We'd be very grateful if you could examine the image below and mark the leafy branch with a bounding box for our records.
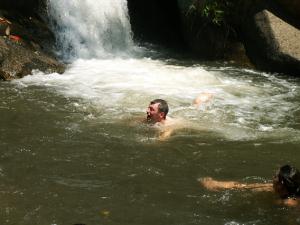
[188,0,233,26]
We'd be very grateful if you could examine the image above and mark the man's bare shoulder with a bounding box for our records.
[153,116,184,127]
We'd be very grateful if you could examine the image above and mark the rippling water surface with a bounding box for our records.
[0,55,300,225]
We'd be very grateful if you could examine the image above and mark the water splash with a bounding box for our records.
[12,59,300,142]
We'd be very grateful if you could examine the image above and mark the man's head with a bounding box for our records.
[273,165,300,198]
[146,99,169,123]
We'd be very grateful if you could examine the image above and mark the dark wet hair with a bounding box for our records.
[150,99,169,118]
[276,165,300,198]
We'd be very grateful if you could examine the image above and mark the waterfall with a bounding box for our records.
[47,0,134,60]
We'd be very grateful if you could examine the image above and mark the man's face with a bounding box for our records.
[146,103,164,123]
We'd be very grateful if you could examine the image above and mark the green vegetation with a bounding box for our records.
[188,0,234,26]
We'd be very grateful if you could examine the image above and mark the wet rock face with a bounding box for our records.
[0,0,65,80]
[0,36,65,80]
[0,9,56,53]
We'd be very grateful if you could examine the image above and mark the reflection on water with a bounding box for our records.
[0,58,300,225]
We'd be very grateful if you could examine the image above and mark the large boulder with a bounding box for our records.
[242,9,300,74]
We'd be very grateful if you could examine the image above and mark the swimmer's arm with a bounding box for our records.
[200,177,273,192]
[200,177,239,190]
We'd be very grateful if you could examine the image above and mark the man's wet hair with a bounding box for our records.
[276,164,300,198]
[150,99,169,118]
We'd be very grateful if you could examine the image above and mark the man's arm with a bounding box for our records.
[200,177,273,192]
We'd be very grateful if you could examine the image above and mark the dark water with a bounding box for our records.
[0,64,300,225]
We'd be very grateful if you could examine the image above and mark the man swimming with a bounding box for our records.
[145,99,178,140]
[146,99,169,125]
[146,93,213,125]
[145,94,214,139]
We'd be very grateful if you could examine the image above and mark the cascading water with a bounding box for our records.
[47,0,134,59]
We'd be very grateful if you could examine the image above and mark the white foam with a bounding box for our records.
[16,58,219,101]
